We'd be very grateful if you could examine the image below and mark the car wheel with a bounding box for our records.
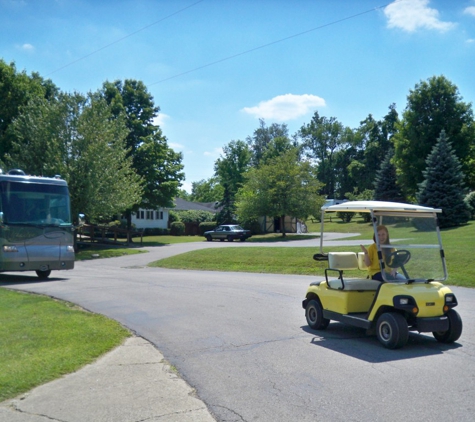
[305,299,329,330]
[36,270,51,279]
[433,309,463,343]
[227,236,234,242]
[376,312,408,349]
[240,238,246,242]
[206,235,212,241]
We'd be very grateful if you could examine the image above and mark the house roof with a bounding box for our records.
[171,197,219,213]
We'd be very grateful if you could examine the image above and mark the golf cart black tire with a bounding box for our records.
[227,236,234,242]
[376,312,409,349]
[305,299,330,330]
[36,270,51,279]
[433,309,463,343]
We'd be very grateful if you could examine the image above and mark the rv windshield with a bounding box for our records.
[0,181,72,226]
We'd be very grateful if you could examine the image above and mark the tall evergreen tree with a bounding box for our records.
[417,130,470,228]
[374,150,404,202]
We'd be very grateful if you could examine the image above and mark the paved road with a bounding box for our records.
[2,239,474,422]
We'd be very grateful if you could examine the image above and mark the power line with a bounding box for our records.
[45,0,205,77]
[149,1,395,86]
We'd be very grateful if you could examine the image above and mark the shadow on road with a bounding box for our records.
[301,323,462,363]
[0,274,69,285]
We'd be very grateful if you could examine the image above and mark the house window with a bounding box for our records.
[156,211,163,220]
[140,210,144,219]
[146,210,154,220]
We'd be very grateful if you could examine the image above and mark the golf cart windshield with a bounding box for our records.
[321,201,447,283]
[372,211,446,282]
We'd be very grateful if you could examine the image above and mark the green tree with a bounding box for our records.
[417,130,470,228]
[235,150,324,236]
[214,140,252,223]
[394,76,475,198]
[0,60,58,162]
[373,149,405,202]
[101,79,184,227]
[246,119,292,167]
[298,112,348,198]
[8,92,142,222]
[354,104,399,193]
[189,177,223,202]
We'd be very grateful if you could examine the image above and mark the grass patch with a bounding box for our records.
[0,289,130,402]
[75,247,147,261]
[76,234,318,261]
[149,247,320,275]
[150,220,475,288]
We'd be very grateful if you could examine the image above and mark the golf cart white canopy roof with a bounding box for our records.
[323,201,442,213]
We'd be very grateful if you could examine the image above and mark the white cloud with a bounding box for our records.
[18,43,34,51]
[169,142,184,151]
[181,181,192,193]
[153,113,169,127]
[241,94,325,121]
[464,6,475,17]
[204,147,223,157]
[384,0,455,33]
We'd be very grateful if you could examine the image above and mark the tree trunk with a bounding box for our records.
[280,215,286,237]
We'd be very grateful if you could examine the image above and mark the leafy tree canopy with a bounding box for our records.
[394,75,475,198]
[7,92,143,222]
[0,59,59,161]
[235,149,325,236]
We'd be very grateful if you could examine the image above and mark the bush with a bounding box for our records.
[143,228,169,236]
[170,222,185,236]
[199,222,217,235]
[168,210,180,224]
[465,192,475,219]
[337,212,354,223]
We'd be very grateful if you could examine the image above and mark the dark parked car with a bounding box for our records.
[204,225,252,242]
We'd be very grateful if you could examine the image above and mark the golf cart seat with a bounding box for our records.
[326,252,381,291]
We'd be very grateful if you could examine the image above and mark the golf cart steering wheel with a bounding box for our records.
[386,250,411,268]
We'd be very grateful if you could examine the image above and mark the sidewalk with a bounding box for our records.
[0,336,216,422]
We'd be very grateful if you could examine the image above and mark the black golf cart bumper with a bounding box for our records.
[414,315,449,333]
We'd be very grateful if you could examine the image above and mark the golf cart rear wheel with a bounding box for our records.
[305,299,329,330]
[433,309,463,343]
[376,312,408,349]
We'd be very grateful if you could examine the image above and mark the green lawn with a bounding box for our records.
[150,219,475,288]
[0,289,130,402]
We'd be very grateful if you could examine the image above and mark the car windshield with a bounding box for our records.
[373,212,446,282]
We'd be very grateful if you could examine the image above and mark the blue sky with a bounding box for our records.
[1,0,474,192]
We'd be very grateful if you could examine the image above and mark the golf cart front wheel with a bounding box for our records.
[433,309,462,343]
[305,299,329,330]
[376,312,408,349]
